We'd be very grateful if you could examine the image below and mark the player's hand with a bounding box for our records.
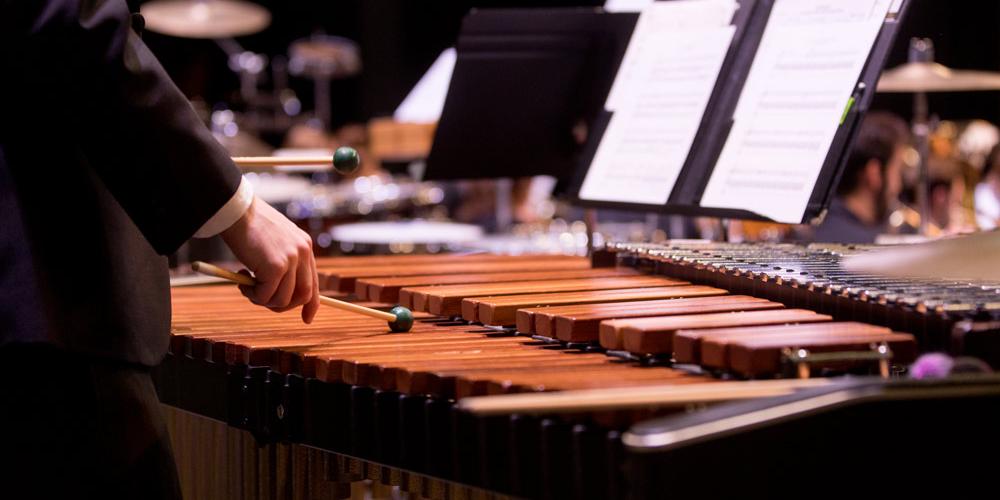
[220,197,321,323]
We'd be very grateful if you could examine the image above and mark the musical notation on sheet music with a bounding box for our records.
[581,1,737,205]
[580,25,736,205]
[700,0,892,222]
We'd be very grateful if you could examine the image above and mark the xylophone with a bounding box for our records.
[157,247,1000,499]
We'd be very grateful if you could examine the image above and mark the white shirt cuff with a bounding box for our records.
[193,176,254,238]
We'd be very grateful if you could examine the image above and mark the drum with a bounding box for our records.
[245,173,312,207]
[325,220,483,254]
[284,175,448,242]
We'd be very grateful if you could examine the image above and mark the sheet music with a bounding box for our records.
[393,48,457,124]
[700,0,892,223]
[579,26,736,205]
[605,0,738,111]
[604,0,655,13]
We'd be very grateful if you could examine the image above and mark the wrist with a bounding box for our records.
[221,196,256,245]
[194,177,255,239]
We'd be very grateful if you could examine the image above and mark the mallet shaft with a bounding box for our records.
[230,156,333,172]
[192,261,397,322]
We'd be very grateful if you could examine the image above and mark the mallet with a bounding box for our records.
[232,146,361,174]
[191,261,413,333]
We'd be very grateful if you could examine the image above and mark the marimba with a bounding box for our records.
[158,246,1000,499]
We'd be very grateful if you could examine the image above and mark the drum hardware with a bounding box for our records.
[213,38,303,137]
[141,1,306,144]
[288,34,362,130]
[211,109,273,157]
[216,38,267,108]
[245,55,304,135]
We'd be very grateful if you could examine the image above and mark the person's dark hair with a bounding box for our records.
[837,111,910,195]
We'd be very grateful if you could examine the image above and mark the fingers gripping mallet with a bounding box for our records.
[192,261,413,332]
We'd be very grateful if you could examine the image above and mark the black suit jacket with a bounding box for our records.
[0,0,242,366]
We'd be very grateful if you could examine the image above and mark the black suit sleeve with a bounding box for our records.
[1,0,242,255]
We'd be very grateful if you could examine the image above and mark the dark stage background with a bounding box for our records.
[141,0,1000,128]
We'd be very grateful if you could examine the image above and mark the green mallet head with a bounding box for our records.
[332,146,361,175]
[388,305,414,333]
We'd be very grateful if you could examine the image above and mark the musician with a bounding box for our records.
[975,144,1000,230]
[1,1,319,497]
[812,112,911,244]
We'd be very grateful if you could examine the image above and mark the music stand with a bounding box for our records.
[570,0,913,225]
[423,8,638,189]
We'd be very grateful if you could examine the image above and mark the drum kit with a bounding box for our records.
[141,0,361,136]
[142,0,481,255]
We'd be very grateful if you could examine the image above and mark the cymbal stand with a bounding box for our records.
[910,38,934,236]
[216,38,266,109]
[214,38,301,134]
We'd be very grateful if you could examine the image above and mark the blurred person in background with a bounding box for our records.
[975,144,1000,230]
[925,157,977,235]
[810,112,911,243]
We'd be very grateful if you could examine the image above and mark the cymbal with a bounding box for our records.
[878,61,1000,93]
[140,0,271,39]
[842,231,1000,281]
[288,35,362,79]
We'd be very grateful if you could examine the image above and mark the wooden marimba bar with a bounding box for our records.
[160,251,924,499]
